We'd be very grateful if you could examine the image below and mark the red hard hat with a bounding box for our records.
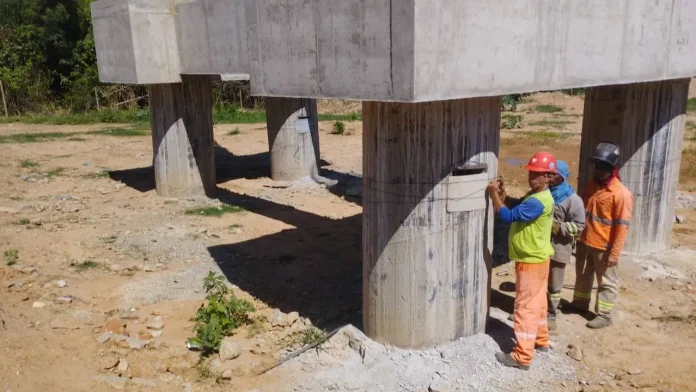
[524,151,558,173]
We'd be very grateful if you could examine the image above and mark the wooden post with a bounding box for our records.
[94,88,101,111]
[0,80,8,117]
[362,98,500,348]
[579,79,689,254]
[265,97,321,181]
[148,76,215,197]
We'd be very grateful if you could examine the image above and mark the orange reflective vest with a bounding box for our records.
[579,178,634,259]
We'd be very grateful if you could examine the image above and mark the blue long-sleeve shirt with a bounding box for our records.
[498,197,545,223]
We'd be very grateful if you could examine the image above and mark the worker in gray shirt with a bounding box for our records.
[547,160,585,331]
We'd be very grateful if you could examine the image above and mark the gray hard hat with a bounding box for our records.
[592,141,620,168]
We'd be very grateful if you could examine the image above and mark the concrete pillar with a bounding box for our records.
[148,77,215,198]
[265,97,321,181]
[579,79,690,254]
[362,98,500,348]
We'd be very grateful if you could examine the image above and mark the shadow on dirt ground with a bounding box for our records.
[209,187,363,332]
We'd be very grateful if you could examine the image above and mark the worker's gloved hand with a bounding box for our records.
[487,180,500,195]
[551,222,561,235]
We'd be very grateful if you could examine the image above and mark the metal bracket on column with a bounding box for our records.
[446,162,488,213]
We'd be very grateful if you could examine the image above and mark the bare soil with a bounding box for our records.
[0,83,695,391]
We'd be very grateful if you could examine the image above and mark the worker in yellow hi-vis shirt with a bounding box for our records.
[487,151,557,370]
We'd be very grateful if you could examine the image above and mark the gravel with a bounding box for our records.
[276,308,576,392]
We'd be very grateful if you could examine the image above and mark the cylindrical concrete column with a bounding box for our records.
[265,97,320,181]
[148,77,215,197]
[579,79,689,254]
[363,98,500,348]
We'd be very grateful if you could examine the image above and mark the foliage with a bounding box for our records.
[185,205,245,217]
[188,272,256,355]
[502,94,529,112]
[331,121,346,135]
[535,104,564,113]
[4,249,19,265]
[20,160,38,168]
[301,327,328,346]
[688,98,696,113]
[69,260,100,271]
[501,114,522,129]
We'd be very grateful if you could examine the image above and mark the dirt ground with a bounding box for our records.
[1,83,696,391]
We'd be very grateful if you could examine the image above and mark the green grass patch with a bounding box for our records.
[553,113,582,118]
[528,119,574,128]
[520,130,567,140]
[185,205,245,217]
[20,160,38,168]
[2,106,364,127]
[300,327,328,346]
[69,260,101,271]
[688,98,696,113]
[501,114,522,129]
[535,105,564,113]
[229,224,242,229]
[0,132,72,143]
[15,218,30,225]
[87,127,148,137]
[45,168,65,178]
[227,128,241,136]
[86,170,110,179]
[4,249,19,266]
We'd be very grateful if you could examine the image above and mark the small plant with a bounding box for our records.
[4,249,19,266]
[331,121,346,135]
[86,170,110,179]
[196,363,222,381]
[535,104,564,113]
[20,160,38,168]
[246,318,265,338]
[501,114,522,129]
[347,111,362,121]
[16,218,30,225]
[229,224,242,229]
[559,88,585,96]
[188,272,256,355]
[70,260,101,271]
[185,205,244,217]
[502,94,526,112]
[301,326,328,346]
[227,128,241,136]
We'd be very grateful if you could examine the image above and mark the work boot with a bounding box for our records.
[495,352,529,370]
[535,344,550,353]
[547,318,557,331]
[586,316,612,329]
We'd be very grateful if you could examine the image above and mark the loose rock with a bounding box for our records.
[32,301,47,308]
[101,355,120,370]
[627,368,643,375]
[117,358,129,372]
[125,337,150,350]
[219,338,242,361]
[105,319,126,334]
[93,375,127,390]
[221,369,233,379]
[567,344,583,361]
[54,296,74,304]
[30,218,42,226]
[56,280,68,288]
[97,332,113,344]
[429,381,451,392]
[146,316,164,330]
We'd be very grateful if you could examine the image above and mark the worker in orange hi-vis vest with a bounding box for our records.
[570,141,634,329]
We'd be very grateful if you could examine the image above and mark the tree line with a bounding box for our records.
[0,0,259,116]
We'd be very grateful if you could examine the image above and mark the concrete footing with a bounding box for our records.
[148,77,215,197]
[265,97,321,182]
[362,98,500,348]
[579,79,690,254]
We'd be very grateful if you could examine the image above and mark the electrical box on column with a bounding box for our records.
[446,162,489,213]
